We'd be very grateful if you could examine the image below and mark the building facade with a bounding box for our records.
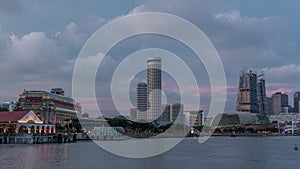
[294,92,300,113]
[136,82,147,120]
[147,57,162,122]
[0,110,55,135]
[15,89,80,125]
[161,104,171,123]
[130,108,137,120]
[265,97,273,115]
[236,68,259,113]
[1,101,14,111]
[272,92,289,115]
[171,103,184,124]
[257,73,267,115]
[184,110,203,127]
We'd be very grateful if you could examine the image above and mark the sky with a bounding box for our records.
[0,0,300,117]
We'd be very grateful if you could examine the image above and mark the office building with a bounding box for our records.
[15,89,80,125]
[265,97,273,115]
[147,57,162,122]
[171,103,184,124]
[161,104,171,123]
[271,92,288,115]
[294,92,300,113]
[236,68,259,113]
[257,73,267,115]
[136,82,147,120]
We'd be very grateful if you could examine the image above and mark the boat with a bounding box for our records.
[293,144,298,151]
[230,131,236,137]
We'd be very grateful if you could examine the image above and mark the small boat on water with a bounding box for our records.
[293,144,298,151]
[230,131,236,138]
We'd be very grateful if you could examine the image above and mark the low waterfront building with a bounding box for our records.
[1,101,15,111]
[130,108,137,120]
[211,112,270,127]
[91,127,125,139]
[78,117,107,134]
[0,110,55,135]
[268,113,300,124]
[184,110,204,127]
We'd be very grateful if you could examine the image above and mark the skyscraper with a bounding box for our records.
[294,92,300,113]
[265,97,273,115]
[271,92,288,115]
[170,103,183,122]
[161,104,171,123]
[136,82,147,120]
[147,57,162,122]
[236,68,259,113]
[257,73,267,115]
[170,103,184,124]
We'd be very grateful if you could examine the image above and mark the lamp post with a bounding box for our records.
[64,118,70,133]
[292,116,298,136]
[277,121,281,135]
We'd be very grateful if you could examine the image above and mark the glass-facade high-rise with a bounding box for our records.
[236,68,259,113]
[271,92,289,115]
[136,82,147,120]
[170,103,184,124]
[147,57,162,122]
[257,73,267,115]
[294,92,300,113]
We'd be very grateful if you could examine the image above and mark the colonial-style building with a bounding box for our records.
[0,110,55,135]
[15,89,81,125]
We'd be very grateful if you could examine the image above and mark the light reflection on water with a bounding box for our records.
[0,137,299,169]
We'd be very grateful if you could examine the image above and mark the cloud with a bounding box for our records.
[0,0,26,16]
[264,64,300,82]
[266,88,294,97]
[0,0,299,114]
[123,0,300,111]
[2,32,68,74]
[55,22,89,49]
[0,31,74,100]
[263,64,300,96]
[129,0,298,68]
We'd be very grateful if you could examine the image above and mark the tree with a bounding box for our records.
[0,107,9,112]
[246,128,255,133]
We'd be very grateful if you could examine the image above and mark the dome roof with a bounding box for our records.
[211,112,270,127]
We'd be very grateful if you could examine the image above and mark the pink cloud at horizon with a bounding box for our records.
[266,88,294,96]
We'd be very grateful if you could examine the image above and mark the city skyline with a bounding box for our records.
[1,1,300,168]
[0,0,300,114]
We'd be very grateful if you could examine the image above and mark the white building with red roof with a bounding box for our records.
[0,110,55,135]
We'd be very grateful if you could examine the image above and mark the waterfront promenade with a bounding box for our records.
[0,133,77,144]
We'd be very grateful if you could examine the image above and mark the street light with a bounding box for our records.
[292,115,298,136]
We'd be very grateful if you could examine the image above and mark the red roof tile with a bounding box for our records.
[0,111,29,122]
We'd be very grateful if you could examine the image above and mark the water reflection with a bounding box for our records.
[0,137,300,169]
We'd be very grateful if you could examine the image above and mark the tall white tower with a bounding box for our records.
[147,57,162,122]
